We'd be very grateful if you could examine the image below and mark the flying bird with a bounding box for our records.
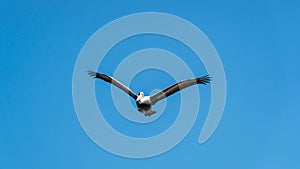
[88,70,211,116]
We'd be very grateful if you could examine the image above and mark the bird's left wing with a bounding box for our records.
[150,75,211,105]
[88,70,138,100]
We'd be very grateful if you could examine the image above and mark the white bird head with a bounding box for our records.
[136,91,144,102]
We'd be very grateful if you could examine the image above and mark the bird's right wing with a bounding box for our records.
[88,71,138,100]
[150,75,211,105]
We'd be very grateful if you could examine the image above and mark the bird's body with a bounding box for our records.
[88,71,211,116]
[136,102,156,116]
[138,95,151,105]
[135,93,156,116]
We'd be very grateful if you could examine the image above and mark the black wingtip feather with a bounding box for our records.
[198,74,212,85]
[87,70,99,78]
[87,70,113,83]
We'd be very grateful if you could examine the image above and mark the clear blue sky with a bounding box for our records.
[1,0,299,168]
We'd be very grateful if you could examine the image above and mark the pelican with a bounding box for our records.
[88,70,211,116]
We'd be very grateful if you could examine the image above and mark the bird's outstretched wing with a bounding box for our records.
[150,75,211,105]
[88,70,138,100]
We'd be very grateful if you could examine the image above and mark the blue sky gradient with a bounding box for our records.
[1,0,300,168]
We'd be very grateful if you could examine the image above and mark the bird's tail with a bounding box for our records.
[139,109,157,117]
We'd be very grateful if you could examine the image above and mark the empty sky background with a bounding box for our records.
[1,0,300,168]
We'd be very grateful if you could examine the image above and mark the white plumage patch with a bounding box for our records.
[140,96,151,105]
